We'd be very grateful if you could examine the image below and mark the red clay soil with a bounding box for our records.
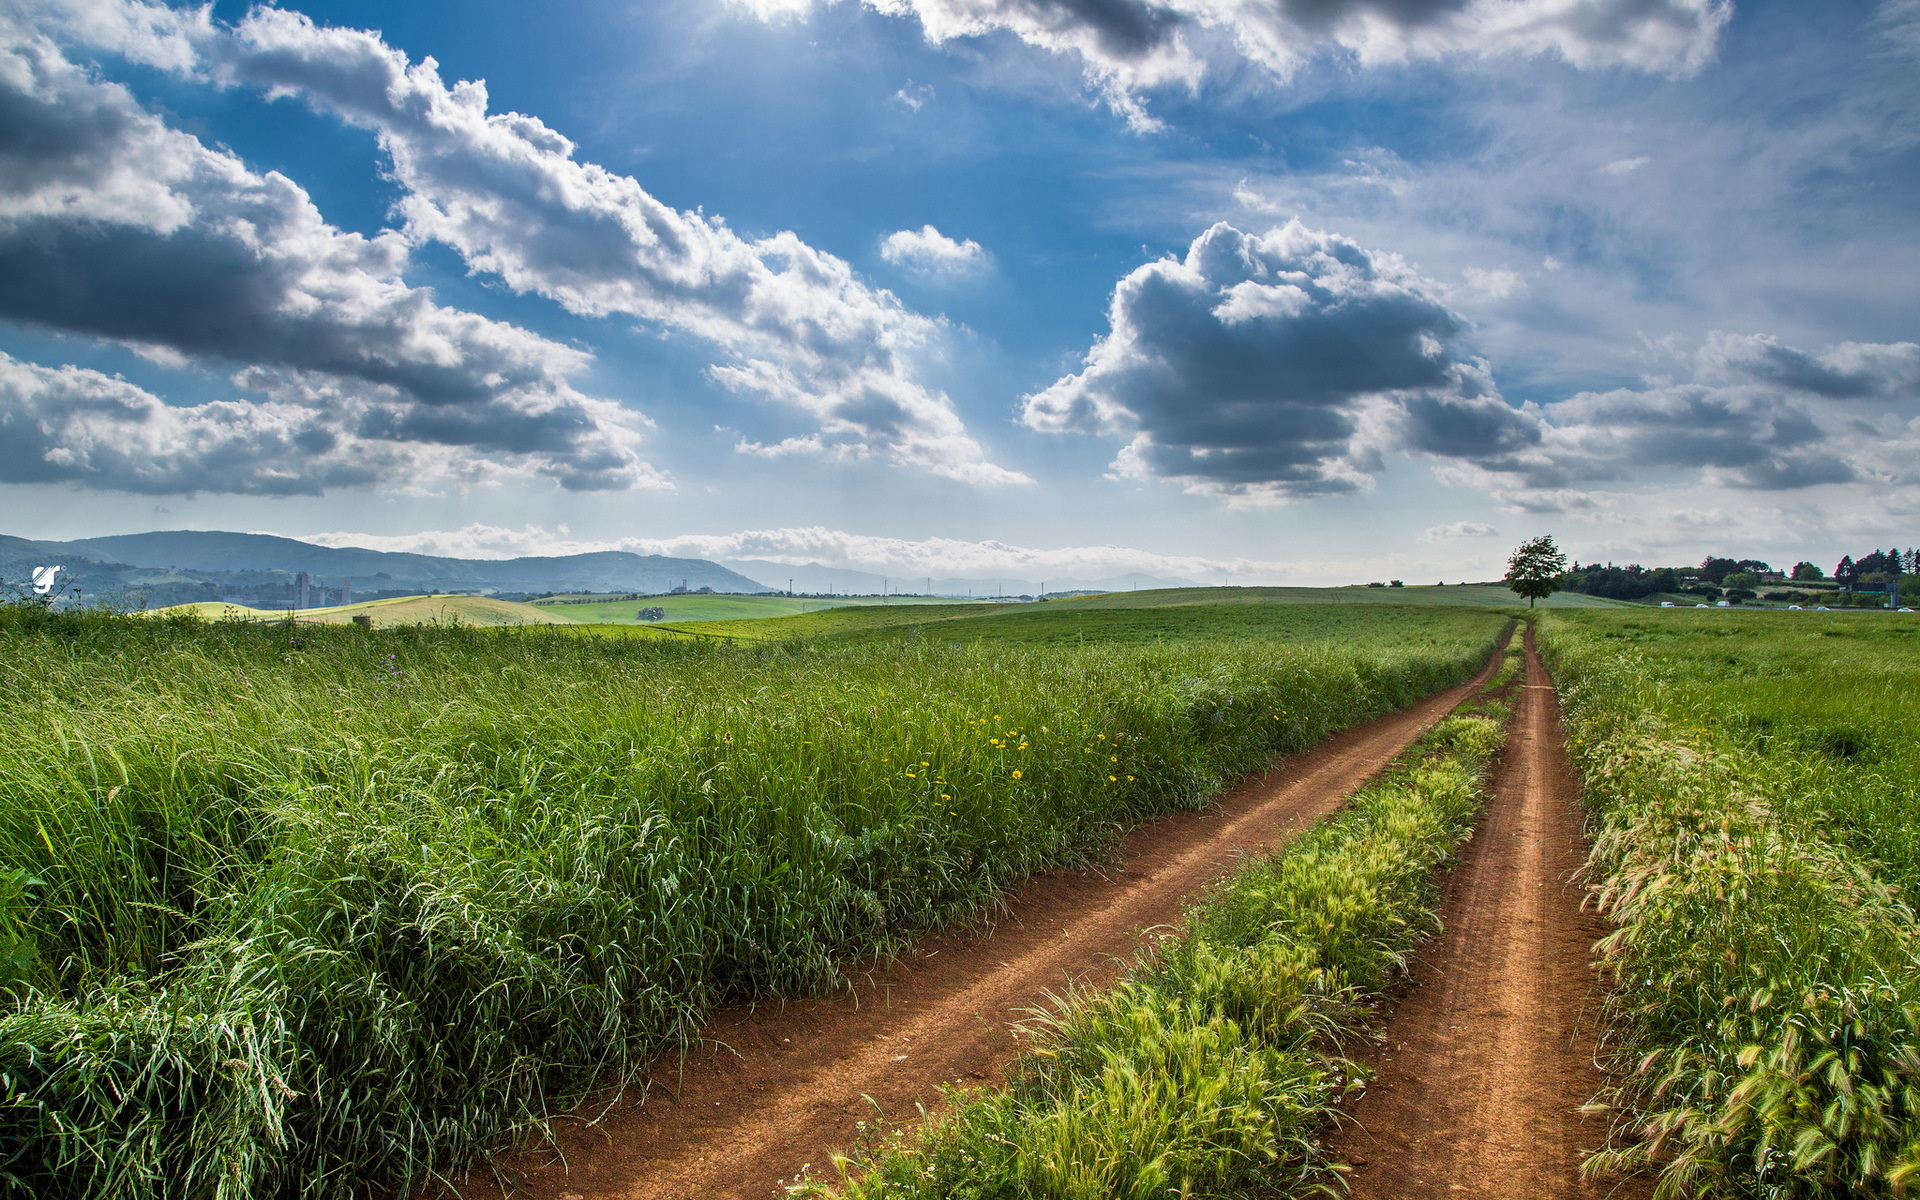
[1324,627,1646,1200]
[445,635,1511,1200]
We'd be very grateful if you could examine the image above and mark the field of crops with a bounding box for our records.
[0,596,1503,1199]
[1540,610,1920,1196]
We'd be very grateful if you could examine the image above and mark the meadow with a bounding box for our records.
[0,595,1503,1199]
[1540,609,1920,1196]
[530,593,968,625]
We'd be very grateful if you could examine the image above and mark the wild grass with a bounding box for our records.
[0,599,1502,1199]
[797,709,1510,1200]
[1540,611,1920,1197]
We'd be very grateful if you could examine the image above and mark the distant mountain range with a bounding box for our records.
[1,530,1199,609]
[1,530,770,608]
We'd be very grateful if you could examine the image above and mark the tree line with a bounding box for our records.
[1558,549,1918,601]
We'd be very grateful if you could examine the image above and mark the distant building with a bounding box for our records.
[294,571,313,609]
[338,580,352,606]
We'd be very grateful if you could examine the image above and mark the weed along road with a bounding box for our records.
[451,632,1514,1200]
[1325,628,1641,1200]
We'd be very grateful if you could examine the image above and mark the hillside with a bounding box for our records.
[532,592,972,624]
[149,595,584,629]
[51,530,768,595]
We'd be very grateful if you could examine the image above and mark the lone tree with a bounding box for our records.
[1506,535,1568,608]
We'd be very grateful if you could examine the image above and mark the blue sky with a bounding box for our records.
[1,0,1915,584]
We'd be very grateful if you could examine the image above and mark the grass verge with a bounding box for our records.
[794,706,1511,1199]
[1542,616,1920,1198]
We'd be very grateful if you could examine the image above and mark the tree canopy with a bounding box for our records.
[1506,535,1568,608]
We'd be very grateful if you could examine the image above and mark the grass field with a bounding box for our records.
[146,594,580,628]
[0,596,1504,1199]
[529,592,969,624]
[646,585,1623,643]
[1540,609,1920,1196]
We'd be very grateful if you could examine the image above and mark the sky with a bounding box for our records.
[1,0,1916,585]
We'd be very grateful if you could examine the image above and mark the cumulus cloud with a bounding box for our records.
[1029,216,1920,509]
[1696,331,1920,398]
[1023,220,1534,501]
[0,12,656,492]
[881,225,991,277]
[196,6,1022,485]
[735,0,1729,125]
[1440,332,1920,510]
[0,352,531,495]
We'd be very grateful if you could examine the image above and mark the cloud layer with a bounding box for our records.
[735,0,1731,125]
[1029,221,1920,508]
[0,352,495,495]
[300,521,1307,581]
[1442,332,1920,509]
[209,7,1023,484]
[0,7,655,493]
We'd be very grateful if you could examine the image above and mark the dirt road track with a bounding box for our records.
[1325,628,1644,1200]
[450,638,1509,1200]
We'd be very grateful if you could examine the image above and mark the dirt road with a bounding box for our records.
[1325,628,1639,1200]
[450,639,1509,1200]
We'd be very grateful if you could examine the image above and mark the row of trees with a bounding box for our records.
[1505,538,1918,606]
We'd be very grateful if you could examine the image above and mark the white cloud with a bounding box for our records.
[0,352,619,495]
[893,80,935,109]
[1438,331,1920,510]
[733,0,1730,126]
[1420,520,1500,542]
[1876,0,1920,62]
[1024,219,1538,502]
[200,6,1024,486]
[1459,266,1528,300]
[1599,155,1650,175]
[880,224,991,276]
[300,522,1309,581]
[0,12,657,493]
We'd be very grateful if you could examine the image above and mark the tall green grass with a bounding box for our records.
[1541,611,1920,1197]
[0,601,1502,1198]
[798,712,1509,1200]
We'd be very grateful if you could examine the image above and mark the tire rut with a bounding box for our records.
[1324,626,1642,1200]
[445,637,1511,1200]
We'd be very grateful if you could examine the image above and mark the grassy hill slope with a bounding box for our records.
[149,595,582,629]
[533,593,968,624]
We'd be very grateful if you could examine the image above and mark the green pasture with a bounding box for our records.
[655,584,1623,643]
[531,592,968,624]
